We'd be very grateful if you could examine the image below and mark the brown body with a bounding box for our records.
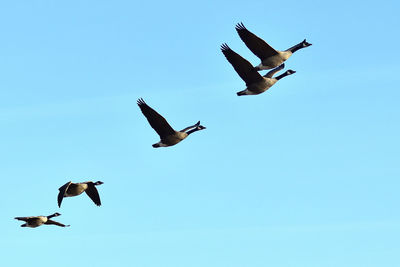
[137,98,206,148]
[15,213,69,228]
[58,181,103,207]
[221,44,295,96]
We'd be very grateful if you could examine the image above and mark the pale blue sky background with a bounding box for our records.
[1,0,399,266]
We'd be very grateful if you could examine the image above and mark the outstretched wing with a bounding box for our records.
[221,43,263,86]
[14,216,30,221]
[85,182,102,206]
[58,181,72,208]
[235,22,279,60]
[137,98,176,138]
[45,220,70,227]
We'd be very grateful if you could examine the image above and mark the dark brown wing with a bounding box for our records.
[235,22,279,60]
[85,182,102,206]
[58,181,72,208]
[137,98,176,138]
[221,43,263,86]
[45,219,70,227]
[14,216,30,221]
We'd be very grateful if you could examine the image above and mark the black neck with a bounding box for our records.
[181,121,200,132]
[187,128,200,135]
[288,42,304,53]
[275,72,289,80]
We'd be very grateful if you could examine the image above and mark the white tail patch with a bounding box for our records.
[155,141,169,147]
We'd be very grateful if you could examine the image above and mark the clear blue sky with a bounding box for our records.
[1,0,399,266]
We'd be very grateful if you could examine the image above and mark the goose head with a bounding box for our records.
[193,121,206,131]
[302,39,312,48]
[286,70,296,75]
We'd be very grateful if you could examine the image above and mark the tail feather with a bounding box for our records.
[237,90,246,96]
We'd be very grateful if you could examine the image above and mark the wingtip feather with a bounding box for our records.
[235,22,246,31]
[220,43,231,52]
[137,98,146,106]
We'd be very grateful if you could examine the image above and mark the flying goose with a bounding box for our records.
[57,181,103,207]
[15,212,70,228]
[235,22,311,70]
[137,98,206,148]
[221,43,295,96]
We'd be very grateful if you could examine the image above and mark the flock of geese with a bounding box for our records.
[14,22,311,228]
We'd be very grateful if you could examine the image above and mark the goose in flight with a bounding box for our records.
[221,43,295,96]
[15,212,70,228]
[235,22,311,70]
[137,98,206,147]
[57,181,104,207]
